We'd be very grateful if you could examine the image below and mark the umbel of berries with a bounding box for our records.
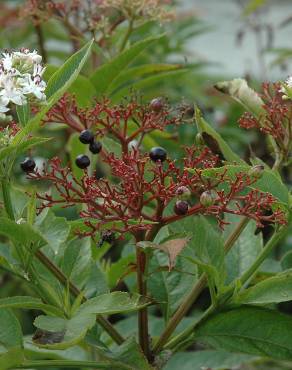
[174,200,189,215]
[75,154,90,169]
[20,157,36,173]
[149,147,167,162]
[79,130,94,144]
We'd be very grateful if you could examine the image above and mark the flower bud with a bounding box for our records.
[248,165,264,179]
[200,190,216,207]
[175,186,191,200]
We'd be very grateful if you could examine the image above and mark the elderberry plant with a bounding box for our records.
[0,11,291,370]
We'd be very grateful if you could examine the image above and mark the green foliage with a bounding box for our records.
[195,307,292,360]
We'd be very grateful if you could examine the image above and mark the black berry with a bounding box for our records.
[20,157,36,173]
[149,147,167,162]
[150,97,164,112]
[79,130,94,144]
[174,200,189,215]
[75,154,90,169]
[89,141,102,154]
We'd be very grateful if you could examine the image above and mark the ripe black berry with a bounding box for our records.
[174,200,189,215]
[150,97,164,112]
[149,147,167,162]
[20,157,36,173]
[79,130,94,144]
[89,141,102,154]
[75,154,90,169]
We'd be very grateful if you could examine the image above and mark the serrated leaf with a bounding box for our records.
[90,35,164,95]
[195,307,292,360]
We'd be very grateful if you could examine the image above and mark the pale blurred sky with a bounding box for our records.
[180,0,292,80]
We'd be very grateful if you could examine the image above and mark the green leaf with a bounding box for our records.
[195,307,292,360]
[236,272,292,304]
[35,210,70,254]
[106,254,136,289]
[43,65,96,107]
[165,350,254,370]
[0,217,46,248]
[0,296,63,317]
[12,39,93,144]
[0,137,51,162]
[109,63,183,92]
[0,309,23,349]
[16,103,30,127]
[148,226,198,321]
[195,108,245,164]
[200,165,289,206]
[224,215,263,284]
[33,312,96,350]
[61,237,91,290]
[90,35,164,95]
[0,348,24,370]
[108,337,153,370]
[78,292,150,316]
[214,78,264,118]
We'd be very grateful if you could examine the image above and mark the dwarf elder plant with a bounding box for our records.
[0,2,291,370]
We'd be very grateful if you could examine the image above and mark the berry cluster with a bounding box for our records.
[75,130,102,169]
[238,83,292,166]
[23,96,287,240]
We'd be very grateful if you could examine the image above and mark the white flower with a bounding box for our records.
[280,75,292,100]
[285,76,292,88]
[0,48,46,115]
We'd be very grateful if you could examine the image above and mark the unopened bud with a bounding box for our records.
[200,190,216,207]
[175,186,191,200]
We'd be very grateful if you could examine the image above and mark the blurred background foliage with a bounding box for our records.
[0,1,291,369]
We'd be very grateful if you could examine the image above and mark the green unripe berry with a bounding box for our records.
[200,190,216,207]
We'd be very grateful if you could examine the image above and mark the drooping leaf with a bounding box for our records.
[195,307,292,360]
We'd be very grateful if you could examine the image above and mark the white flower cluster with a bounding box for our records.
[280,76,292,100]
[0,48,46,114]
